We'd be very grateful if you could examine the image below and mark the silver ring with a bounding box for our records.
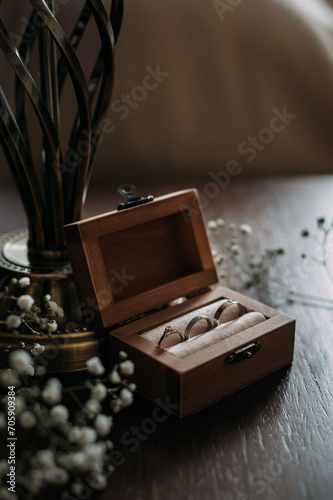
[158,326,184,347]
[184,315,218,341]
[214,299,243,323]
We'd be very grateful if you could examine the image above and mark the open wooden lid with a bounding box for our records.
[64,189,218,328]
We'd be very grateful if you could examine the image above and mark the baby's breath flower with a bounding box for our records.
[44,467,68,485]
[45,300,64,318]
[0,369,19,386]
[86,356,105,376]
[19,410,37,429]
[91,383,107,402]
[71,481,86,496]
[94,414,113,437]
[43,294,51,302]
[50,405,69,425]
[17,294,34,311]
[18,277,30,288]
[41,378,62,405]
[89,473,107,490]
[119,388,133,407]
[68,427,97,447]
[84,399,101,419]
[128,383,137,392]
[10,278,18,285]
[119,360,134,377]
[9,349,33,374]
[239,223,253,235]
[216,218,225,227]
[6,314,22,330]
[118,351,128,360]
[35,450,55,469]
[46,321,58,333]
[230,244,240,255]
[111,399,123,413]
[207,220,218,230]
[30,343,45,356]
[109,370,121,384]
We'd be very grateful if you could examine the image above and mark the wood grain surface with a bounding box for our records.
[1,175,333,500]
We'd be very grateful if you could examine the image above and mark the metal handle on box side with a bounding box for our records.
[225,341,261,364]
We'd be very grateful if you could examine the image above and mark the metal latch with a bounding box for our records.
[225,341,261,364]
[117,184,154,211]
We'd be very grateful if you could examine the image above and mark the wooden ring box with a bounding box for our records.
[64,189,296,418]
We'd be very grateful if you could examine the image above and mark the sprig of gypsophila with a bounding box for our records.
[0,350,135,500]
[207,219,284,300]
[0,277,63,338]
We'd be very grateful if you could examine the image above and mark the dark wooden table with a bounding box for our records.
[1,175,333,500]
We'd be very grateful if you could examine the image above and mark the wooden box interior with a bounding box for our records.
[64,189,218,327]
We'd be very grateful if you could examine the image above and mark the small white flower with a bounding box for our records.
[0,369,19,387]
[86,356,105,376]
[109,370,121,384]
[9,349,33,374]
[216,218,225,227]
[14,395,25,415]
[78,427,97,447]
[46,300,64,318]
[10,278,18,285]
[18,277,30,288]
[44,467,68,485]
[207,220,218,230]
[89,473,107,491]
[84,399,101,419]
[94,414,113,437]
[119,388,133,407]
[128,383,137,392]
[43,294,51,302]
[6,314,22,330]
[46,321,58,333]
[111,399,123,413]
[71,481,85,496]
[118,351,127,360]
[35,449,55,469]
[17,294,34,311]
[119,360,134,377]
[230,244,241,255]
[41,378,62,405]
[239,223,253,235]
[84,442,106,473]
[19,410,37,429]
[228,223,236,230]
[50,404,69,424]
[30,343,45,356]
[22,364,35,377]
[91,383,107,402]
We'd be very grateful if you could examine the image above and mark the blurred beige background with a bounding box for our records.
[1,0,333,184]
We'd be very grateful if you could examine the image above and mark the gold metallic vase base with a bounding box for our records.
[0,229,107,372]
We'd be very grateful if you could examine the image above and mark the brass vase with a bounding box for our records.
[0,0,124,371]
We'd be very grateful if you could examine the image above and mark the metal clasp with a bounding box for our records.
[117,184,154,211]
[225,341,261,364]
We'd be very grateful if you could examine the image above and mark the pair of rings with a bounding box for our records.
[158,299,241,348]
